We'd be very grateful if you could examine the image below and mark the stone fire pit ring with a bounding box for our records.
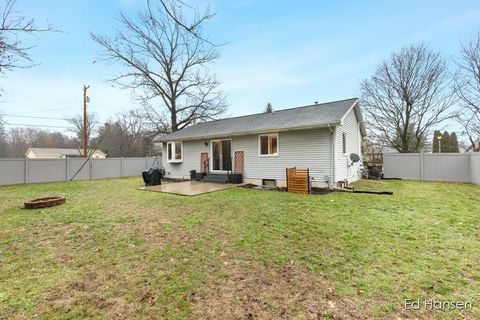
[24,196,66,209]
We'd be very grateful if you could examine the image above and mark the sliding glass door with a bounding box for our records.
[211,140,232,171]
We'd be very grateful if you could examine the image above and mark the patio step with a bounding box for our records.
[201,173,229,183]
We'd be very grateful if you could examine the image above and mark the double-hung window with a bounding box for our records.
[259,133,278,156]
[167,142,183,162]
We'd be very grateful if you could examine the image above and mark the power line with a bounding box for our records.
[4,106,79,115]
[4,123,74,129]
[3,114,71,121]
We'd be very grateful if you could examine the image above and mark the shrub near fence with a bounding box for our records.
[0,157,159,186]
[384,153,480,185]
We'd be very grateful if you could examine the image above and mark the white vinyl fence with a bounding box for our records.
[384,153,480,185]
[0,157,160,186]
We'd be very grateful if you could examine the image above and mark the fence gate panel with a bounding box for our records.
[286,168,309,194]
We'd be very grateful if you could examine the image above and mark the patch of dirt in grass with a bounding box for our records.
[110,209,199,247]
[192,261,368,319]
[92,296,136,320]
[42,273,137,320]
[104,199,194,225]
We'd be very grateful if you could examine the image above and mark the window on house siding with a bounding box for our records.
[342,133,347,154]
[175,143,182,160]
[260,136,268,155]
[259,133,278,156]
[167,143,172,160]
[271,136,278,154]
[167,142,183,162]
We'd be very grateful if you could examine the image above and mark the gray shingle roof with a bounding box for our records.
[155,98,361,142]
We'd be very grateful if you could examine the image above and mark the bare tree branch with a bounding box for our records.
[361,43,457,152]
[68,113,98,148]
[4,127,76,157]
[455,32,480,152]
[0,0,59,75]
[157,0,221,47]
[0,113,7,157]
[93,109,155,157]
[91,0,227,133]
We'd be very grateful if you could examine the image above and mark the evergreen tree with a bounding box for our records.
[441,131,450,153]
[432,130,442,153]
[264,102,274,113]
[450,132,460,153]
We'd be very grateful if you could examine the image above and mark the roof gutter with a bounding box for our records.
[358,120,367,137]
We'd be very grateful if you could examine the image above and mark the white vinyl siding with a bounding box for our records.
[234,129,332,183]
[162,128,333,183]
[162,140,209,178]
[334,108,362,182]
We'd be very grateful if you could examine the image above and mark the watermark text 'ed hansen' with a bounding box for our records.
[404,299,472,311]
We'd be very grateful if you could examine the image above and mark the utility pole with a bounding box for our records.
[83,85,90,158]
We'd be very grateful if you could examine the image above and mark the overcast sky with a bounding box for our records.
[1,0,479,133]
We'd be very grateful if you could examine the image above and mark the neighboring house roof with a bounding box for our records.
[26,148,107,156]
[155,98,366,142]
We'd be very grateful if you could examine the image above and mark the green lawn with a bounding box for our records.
[0,178,479,319]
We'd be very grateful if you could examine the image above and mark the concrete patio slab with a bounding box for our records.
[138,181,238,196]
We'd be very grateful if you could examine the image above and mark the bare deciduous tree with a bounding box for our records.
[5,127,75,157]
[361,44,456,152]
[0,0,57,75]
[114,109,148,156]
[94,109,152,157]
[6,127,30,157]
[68,113,98,148]
[455,32,480,152]
[0,114,7,157]
[91,0,227,133]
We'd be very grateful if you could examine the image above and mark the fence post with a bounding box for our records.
[121,157,124,177]
[420,152,424,181]
[90,158,94,180]
[25,158,29,184]
[65,157,69,181]
[468,153,472,183]
[145,157,148,170]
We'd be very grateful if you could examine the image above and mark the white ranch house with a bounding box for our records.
[154,98,366,188]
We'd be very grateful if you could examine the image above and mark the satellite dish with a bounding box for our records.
[350,153,360,163]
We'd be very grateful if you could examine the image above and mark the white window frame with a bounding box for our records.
[342,132,347,155]
[258,133,279,157]
[167,141,183,163]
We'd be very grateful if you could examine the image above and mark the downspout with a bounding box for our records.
[358,120,364,158]
[328,124,335,188]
